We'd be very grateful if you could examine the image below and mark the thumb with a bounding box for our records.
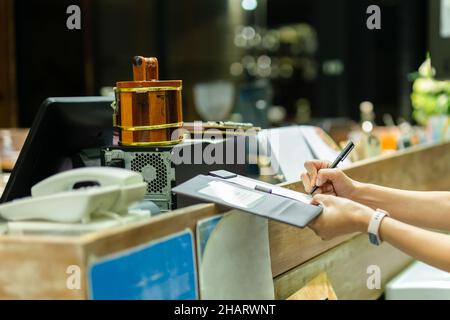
[316,168,344,187]
[311,193,333,206]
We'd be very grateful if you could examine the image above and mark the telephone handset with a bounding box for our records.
[31,167,144,196]
[0,168,147,223]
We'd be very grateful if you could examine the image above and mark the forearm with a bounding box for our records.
[352,183,450,230]
[379,217,450,272]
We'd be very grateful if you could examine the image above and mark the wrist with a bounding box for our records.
[349,181,371,204]
[352,206,374,233]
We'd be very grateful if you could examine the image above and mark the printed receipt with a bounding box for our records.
[198,181,263,208]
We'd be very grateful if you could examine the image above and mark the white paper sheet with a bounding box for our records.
[199,210,274,300]
[299,125,351,166]
[258,127,314,182]
[199,181,263,208]
[227,176,312,204]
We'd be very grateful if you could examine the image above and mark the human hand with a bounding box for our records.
[308,194,374,241]
[301,160,360,199]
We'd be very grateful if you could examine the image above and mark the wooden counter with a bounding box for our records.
[0,141,449,299]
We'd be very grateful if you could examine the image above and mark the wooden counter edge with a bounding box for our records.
[274,233,414,300]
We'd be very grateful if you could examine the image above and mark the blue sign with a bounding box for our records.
[196,215,223,263]
[89,230,197,300]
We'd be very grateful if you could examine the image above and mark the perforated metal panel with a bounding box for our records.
[102,147,175,211]
[131,153,168,193]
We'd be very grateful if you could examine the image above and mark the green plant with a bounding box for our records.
[411,55,450,125]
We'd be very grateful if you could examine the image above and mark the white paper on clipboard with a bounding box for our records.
[198,181,263,208]
[226,176,312,204]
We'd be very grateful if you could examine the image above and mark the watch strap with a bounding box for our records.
[368,209,389,246]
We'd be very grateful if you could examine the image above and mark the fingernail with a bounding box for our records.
[316,178,322,186]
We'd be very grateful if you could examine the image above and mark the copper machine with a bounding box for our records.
[113,56,184,146]
[103,56,252,212]
[103,57,184,211]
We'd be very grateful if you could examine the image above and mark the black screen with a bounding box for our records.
[1,97,113,202]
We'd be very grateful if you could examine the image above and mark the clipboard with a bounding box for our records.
[172,170,322,228]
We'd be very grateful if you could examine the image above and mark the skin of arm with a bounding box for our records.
[379,217,450,272]
[352,184,450,231]
[302,160,450,231]
[312,194,450,273]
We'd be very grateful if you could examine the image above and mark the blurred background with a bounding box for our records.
[0,0,430,129]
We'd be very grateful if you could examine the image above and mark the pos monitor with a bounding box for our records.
[1,97,114,203]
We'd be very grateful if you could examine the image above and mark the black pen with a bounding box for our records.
[310,141,355,195]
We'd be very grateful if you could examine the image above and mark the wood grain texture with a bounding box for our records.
[274,234,413,300]
[0,239,86,299]
[269,141,450,277]
[343,142,450,191]
[81,204,219,258]
[287,272,337,300]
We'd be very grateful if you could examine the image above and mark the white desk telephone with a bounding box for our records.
[0,167,147,223]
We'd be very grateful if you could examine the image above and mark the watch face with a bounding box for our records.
[369,233,379,245]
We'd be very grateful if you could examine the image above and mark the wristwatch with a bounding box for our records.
[368,208,389,246]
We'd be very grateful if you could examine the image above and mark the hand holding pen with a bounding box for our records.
[301,141,357,197]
